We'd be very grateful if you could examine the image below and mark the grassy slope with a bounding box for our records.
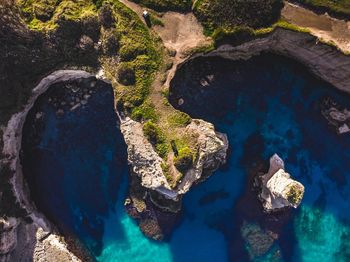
[193,0,284,35]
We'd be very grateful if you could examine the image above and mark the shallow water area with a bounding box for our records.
[21,52,350,262]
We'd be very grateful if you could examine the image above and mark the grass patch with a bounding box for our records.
[130,0,192,12]
[167,111,191,127]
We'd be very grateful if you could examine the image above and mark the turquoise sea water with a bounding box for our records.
[22,54,350,261]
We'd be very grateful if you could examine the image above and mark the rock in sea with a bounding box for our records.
[260,154,304,211]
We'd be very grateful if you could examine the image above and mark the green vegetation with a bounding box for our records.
[174,147,193,173]
[287,185,303,205]
[167,111,191,127]
[193,0,284,36]
[131,101,158,122]
[295,0,350,17]
[130,0,192,12]
[143,121,169,158]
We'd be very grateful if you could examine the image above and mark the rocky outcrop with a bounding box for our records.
[120,118,228,201]
[260,154,304,211]
[0,217,19,256]
[187,28,350,94]
[322,98,350,134]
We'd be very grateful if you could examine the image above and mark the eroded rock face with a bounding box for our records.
[0,217,19,256]
[260,154,304,211]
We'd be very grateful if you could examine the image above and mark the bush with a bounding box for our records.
[168,111,191,127]
[98,3,115,28]
[117,63,136,86]
[174,147,193,173]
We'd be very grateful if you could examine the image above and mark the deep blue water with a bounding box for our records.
[22,54,350,262]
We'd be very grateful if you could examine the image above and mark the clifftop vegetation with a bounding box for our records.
[193,0,284,35]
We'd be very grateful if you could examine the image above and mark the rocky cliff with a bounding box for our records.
[188,28,350,94]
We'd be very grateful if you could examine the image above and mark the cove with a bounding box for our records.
[21,52,350,262]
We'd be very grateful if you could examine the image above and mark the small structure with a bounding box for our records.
[142,10,151,27]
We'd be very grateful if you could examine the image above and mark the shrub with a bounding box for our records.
[174,147,193,173]
[131,101,158,122]
[117,63,136,86]
[98,3,115,28]
[143,121,169,158]
[168,111,191,127]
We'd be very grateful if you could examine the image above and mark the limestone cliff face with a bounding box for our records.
[191,28,350,94]
[120,118,228,201]
[260,154,304,211]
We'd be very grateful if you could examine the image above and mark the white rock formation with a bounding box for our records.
[120,118,228,200]
[260,154,304,211]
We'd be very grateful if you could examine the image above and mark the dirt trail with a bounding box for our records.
[282,2,350,53]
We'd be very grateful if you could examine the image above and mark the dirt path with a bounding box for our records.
[282,2,350,53]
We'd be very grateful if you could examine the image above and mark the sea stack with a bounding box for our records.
[260,154,304,211]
